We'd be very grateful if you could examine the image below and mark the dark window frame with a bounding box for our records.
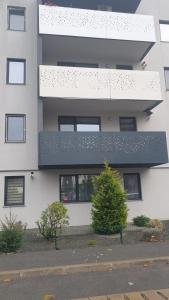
[57,62,99,68]
[7,6,26,32]
[119,117,137,132]
[160,20,169,25]
[123,173,142,201]
[5,114,26,143]
[60,174,97,203]
[164,67,169,90]
[58,116,101,132]
[4,176,25,207]
[116,65,133,70]
[7,58,26,85]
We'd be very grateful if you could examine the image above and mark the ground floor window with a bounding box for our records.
[123,173,142,200]
[4,176,25,206]
[60,175,96,203]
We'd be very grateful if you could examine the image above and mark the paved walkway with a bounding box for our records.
[0,242,169,272]
[73,289,169,300]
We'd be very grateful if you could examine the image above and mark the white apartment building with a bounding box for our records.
[0,0,169,228]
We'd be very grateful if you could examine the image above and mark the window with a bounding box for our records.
[119,117,137,132]
[164,68,169,90]
[60,175,96,203]
[59,117,101,132]
[8,7,25,31]
[6,115,26,143]
[58,62,98,68]
[59,117,75,132]
[4,177,25,206]
[116,65,133,70]
[7,59,26,85]
[160,21,169,42]
[123,173,142,201]
[98,4,112,11]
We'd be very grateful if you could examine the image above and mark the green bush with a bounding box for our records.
[37,202,69,242]
[0,213,26,253]
[133,215,150,227]
[92,162,128,235]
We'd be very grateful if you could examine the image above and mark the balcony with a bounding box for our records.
[39,66,162,112]
[39,132,168,168]
[39,5,156,62]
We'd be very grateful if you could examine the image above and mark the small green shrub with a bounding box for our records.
[0,213,26,253]
[133,215,150,227]
[37,202,69,243]
[92,162,128,235]
[87,239,97,247]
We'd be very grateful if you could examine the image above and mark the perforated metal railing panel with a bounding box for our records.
[39,132,168,168]
[73,289,169,299]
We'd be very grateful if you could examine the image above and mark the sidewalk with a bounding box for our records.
[0,242,169,272]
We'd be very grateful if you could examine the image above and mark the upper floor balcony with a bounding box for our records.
[39,131,168,169]
[39,65,162,112]
[39,4,156,62]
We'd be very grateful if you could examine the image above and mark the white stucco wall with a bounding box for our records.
[0,167,169,229]
[0,0,38,171]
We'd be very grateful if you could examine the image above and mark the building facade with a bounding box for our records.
[0,0,169,228]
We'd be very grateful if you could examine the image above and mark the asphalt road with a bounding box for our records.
[1,261,169,300]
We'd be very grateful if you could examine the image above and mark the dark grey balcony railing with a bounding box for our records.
[39,132,168,168]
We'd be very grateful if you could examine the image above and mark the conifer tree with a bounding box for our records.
[92,162,128,234]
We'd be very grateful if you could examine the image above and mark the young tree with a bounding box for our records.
[92,162,128,234]
[37,202,69,249]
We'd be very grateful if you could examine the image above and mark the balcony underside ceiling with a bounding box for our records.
[43,98,161,114]
[42,35,154,63]
[47,0,141,13]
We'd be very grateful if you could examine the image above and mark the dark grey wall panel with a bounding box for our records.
[39,132,168,168]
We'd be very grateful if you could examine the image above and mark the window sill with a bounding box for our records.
[7,28,25,32]
[3,205,25,208]
[61,201,91,204]
[5,141,26,144]
[126,199,143,202]
[6,83,26,86]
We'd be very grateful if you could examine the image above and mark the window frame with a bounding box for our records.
[7,6,26,32]
[119,117,137,132]
[5,114,26,143]
[123,173,142,201]
[116,65,133,70]
[7,58,26,85]
[159,20,169,42]
[60,174,97,203]
[57,62,98,68]
[164,67,169,91]
[58,116,101,132]
[4,176,25,207]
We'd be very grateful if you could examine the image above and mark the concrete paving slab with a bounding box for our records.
[74,289,169,299]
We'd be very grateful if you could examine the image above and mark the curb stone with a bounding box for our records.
[0,256,169,282]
